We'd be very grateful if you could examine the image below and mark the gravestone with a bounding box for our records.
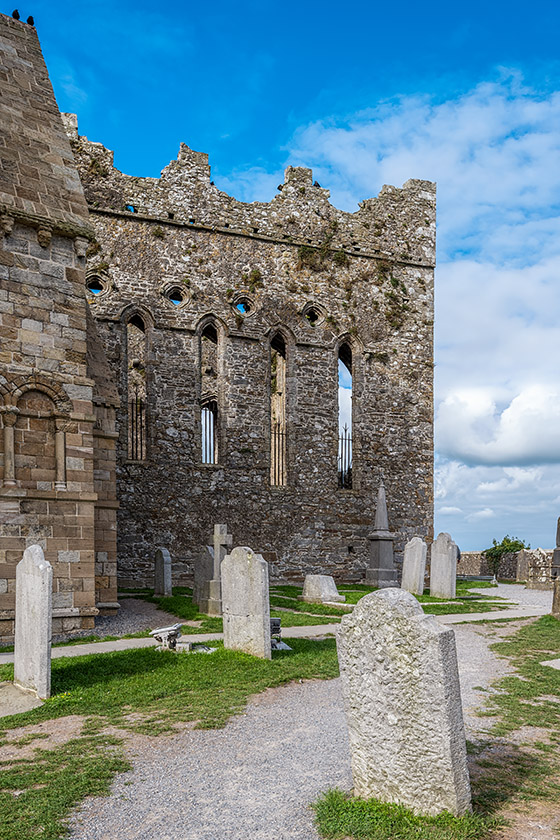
[552,578,560,619]
[337,588,471,816]
[221,546,271,659]
[430,532,458,599]
[401,537,427,596]
[552,517,560,581]
[365,481,398,587]
[154,547,172,597]
[193,545,214,608]
[516,549,529,582]
[194,524,233,615]
[14,545,53,700]
[302,574,345,604]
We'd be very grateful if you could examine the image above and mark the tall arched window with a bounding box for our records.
[270,333,287,486]
[127,314,147,461]
[200,323,219,464]
[338,342,352,489]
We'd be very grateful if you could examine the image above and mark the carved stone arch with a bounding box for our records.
[5,374,73,415]
[119,303,155,332]
[195,312,228,339]
[264,323,296,352]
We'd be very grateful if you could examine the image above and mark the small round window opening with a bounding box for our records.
[302,303,324,326]
[164,286,187,307]
[231,294,255,317]
[86,276,107,297]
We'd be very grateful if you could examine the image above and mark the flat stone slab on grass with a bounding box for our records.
[0,681,43,719]
[541,658,560,671]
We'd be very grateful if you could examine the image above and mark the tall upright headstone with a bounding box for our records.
[193,545,214,608]
[221,546,271,659]
[154,547,172,597]
[337,588,471,816]
[366,482,397,587]
[194,525,233,615]
[430,532,458,599]
[552,578,560,619]
[14,545,53,700]
[401,537,427,596]
[551,516,560,582]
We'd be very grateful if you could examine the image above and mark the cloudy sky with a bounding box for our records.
[27,0,560,549]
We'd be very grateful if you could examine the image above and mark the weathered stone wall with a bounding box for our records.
[0,14,118,641]
[65,118,435,585]
[458,551,518,579]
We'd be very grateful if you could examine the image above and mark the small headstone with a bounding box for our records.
[193,545,214,608]
[365,481,398,587]
[430,532,458,599]
[552,578,560,619]
[337,588,471,816]
[221,546,271,659]
[154,547,172,597]
[302,574,345,604]
[401,537,427,596]
[14,545,52,700]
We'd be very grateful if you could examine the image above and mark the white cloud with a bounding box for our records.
[467,507,495,521]
[437,386,560,465]
[439,506,463,514]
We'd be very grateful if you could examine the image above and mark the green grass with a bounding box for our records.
[270,610,340,626]
[0,735,129,840]
[480,615,560,736]
[422,602,509,615]
[0,638,339,736]
[313,789,498,840]
[269,595,350,617]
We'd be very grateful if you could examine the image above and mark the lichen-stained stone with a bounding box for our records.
[302,574,345,603]
[14,545,52,700]
[221,546,271,659]
[429,532,458,599]
[154,547,172,597]
[401,536,427,596]
[337,588,471,816]
[552,578,560,618]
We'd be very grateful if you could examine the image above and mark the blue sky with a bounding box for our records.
[22,0,560,549]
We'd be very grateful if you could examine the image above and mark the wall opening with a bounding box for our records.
[127,315,147,461]
[270,333,287,486]
[338,342,352,489]
[200,323,219,464]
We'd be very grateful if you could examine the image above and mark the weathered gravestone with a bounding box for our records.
[365,481,398,588]
[14,545,52,700]
[401,537,427,596]
[221,546,271,659]
[430,532,458,599]
[196,524,233,616]
[552,578,560,619]
[302,574,345,604]
[552,517,560,582]
[337,588,471,816]
[193,544,214,608]
[154,547,172,597]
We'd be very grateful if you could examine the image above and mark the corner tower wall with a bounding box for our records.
[68,120,435,585]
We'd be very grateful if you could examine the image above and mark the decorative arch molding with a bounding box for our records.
[0,374,73,415]
[334,332,364,358]
[118,303,155,331]
[195,312,228,339]
[263,323,297,350]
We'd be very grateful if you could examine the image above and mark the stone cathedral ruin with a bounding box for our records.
[0,13,435,640]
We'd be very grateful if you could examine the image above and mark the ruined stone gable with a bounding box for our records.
[0,13,118,642]
[65,118,435,585]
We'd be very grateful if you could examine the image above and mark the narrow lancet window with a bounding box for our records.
[338,343,352,489]
[270,333,287,486]
[200,323,219,464]
[127,315,147,461]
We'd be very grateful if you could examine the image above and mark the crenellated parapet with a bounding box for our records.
[62,114,436,268]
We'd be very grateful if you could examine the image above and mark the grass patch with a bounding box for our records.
[0,638,339,735]
[0,734,129,840]
[270,610,339,627]
[313,789,498,840]
[481,615,560,736]
[422,602,509,616]
[269,595,349,617]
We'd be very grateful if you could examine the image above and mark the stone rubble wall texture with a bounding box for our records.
[63,112,435,587]
[0,14,118,642]
[337,588,471,816]
[221,546,271,659]
[457,551,518,579]
[400,536,427,596]
[14,544,52,699]
[458,549,555,585]
[302,573,345,603]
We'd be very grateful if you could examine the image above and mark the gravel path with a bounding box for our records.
[66,614,523,840]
